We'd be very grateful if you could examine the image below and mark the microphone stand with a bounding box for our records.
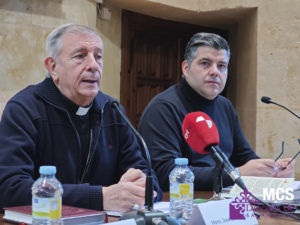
[208,151,226,201]
[112,102,173,225]
[112,101,153,209]
[210,164,225,200]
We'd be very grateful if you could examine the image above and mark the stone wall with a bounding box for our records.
[0,0,121,115]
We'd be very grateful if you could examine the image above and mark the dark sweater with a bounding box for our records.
[138,78,259,191]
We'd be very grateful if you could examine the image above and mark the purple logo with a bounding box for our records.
[229,189,258,220]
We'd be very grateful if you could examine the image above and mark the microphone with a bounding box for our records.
[111,101,180,225]
[182,112,300,221]
[111,101,153,209]
[261,96,300,119]
[182,112,247,190]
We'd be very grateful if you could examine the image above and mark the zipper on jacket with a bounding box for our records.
[40,97,90,183]
[40,99,82,150]
[80,129,93,183]
[40,96,104,184]
[80,108,103,184]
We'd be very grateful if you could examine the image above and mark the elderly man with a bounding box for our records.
[0,24,162,212]
[138,32,294,191]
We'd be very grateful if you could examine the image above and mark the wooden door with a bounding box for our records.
[121,10,228,127]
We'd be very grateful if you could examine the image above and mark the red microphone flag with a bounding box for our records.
[182,112,220,154]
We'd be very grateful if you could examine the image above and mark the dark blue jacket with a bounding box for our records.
[0,78,162,211]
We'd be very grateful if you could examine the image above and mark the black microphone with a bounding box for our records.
[261,96,300,119]
[111,101,180,225]
[111,101,153,210]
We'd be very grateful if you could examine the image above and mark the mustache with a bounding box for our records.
[81,73,101,81]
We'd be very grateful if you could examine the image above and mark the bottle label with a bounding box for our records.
[170,183,193,200]
[32,197,62,219]
[49,198,62,219]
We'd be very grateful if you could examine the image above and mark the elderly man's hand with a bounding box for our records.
[120,168,146,183]
[102,168,156,213]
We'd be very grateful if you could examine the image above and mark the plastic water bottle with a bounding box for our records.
[32,166,63,225]
[169,158,194,224]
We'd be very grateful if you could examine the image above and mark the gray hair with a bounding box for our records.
[184,32,230,68]
[45,23,101,77]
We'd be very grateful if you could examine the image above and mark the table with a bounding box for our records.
[1,192,299,224]
[0,217,9,225]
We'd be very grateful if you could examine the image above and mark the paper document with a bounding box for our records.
[290,180,300,191]
[230,176,295,198]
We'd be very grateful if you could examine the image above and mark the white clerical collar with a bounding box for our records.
[76,104,92,116]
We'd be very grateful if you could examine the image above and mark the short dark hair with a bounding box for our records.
[184,32,230,67]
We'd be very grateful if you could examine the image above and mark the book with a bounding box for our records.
[3,205,107,225]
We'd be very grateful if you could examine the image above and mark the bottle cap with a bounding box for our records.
[39,166,57,175]
[175,158,188,165]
